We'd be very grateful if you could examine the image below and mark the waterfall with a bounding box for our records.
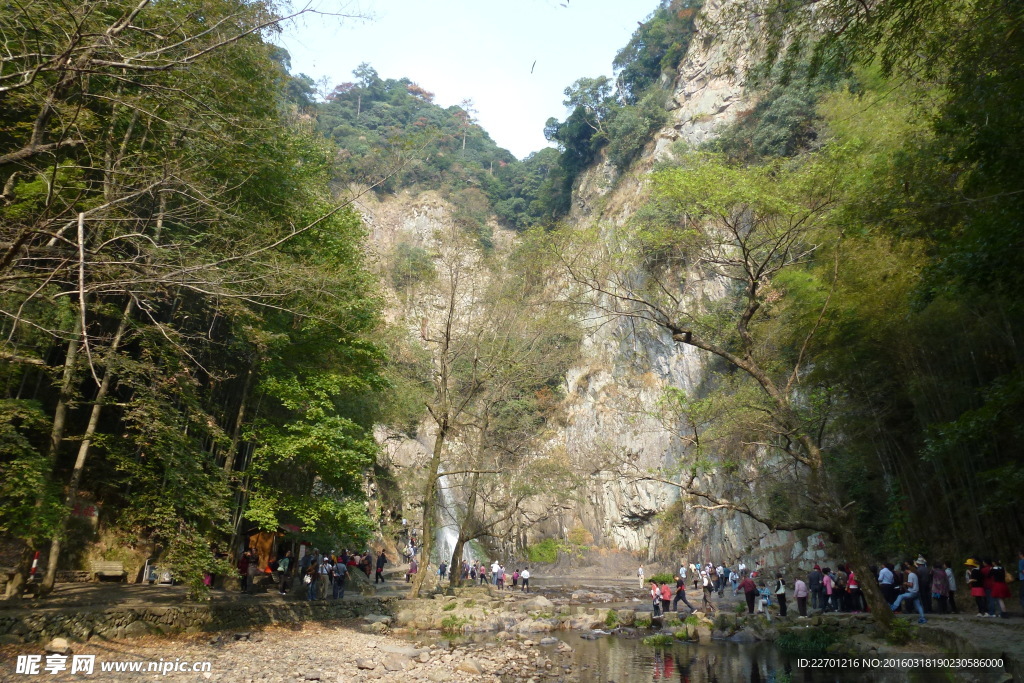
[435,469,474,565]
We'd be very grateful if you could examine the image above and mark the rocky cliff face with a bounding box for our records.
[362,0,832,572]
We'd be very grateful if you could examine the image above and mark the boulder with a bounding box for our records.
[355,659,376,670]
[538,637,558,645]
[521,595,555,611]
[362,614,392,625]
[615,609,636,626]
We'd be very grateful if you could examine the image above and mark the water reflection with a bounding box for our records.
[557,636,992,683]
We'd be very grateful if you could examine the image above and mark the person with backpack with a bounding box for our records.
[305,561,318,601]
[701,571,717,613]
[834,565,848,612]
[719,565,731,597]
[807,565,823,610]
[332,559,347,600]
[375,550,388,584]
[989,559,1010,617]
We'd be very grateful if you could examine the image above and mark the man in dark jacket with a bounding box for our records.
[914,557,932,613]
[375,550,388,584]
[808,565,823,610]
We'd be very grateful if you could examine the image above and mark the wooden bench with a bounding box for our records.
[90,561,127,582]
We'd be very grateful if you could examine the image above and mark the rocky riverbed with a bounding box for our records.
[0,620,582,683]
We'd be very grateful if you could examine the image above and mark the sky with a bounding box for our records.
[276,0,659,159]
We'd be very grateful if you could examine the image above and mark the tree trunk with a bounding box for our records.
[5,320,82,599]
[837,521,893,629]
[410,420,447,598]
[448,471,480,588]
[40,299,134,595]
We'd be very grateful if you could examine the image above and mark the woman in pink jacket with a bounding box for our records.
[794,575,809,617]
[822,568,835,612]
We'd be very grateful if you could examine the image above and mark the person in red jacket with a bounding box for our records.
[659,582,672,615]
[738,572,758,615]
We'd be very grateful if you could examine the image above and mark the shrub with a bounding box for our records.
[389,242,435,289]
[635,617,652,628]
[885,619,916,646]
[442,601,457,611]
[604,611,619,628]
[642,634,675,646]
[525,538,566,564]
[684,614,702,626]
[441,615,468,633]
[775,628,841,654]
[649,573,674,585]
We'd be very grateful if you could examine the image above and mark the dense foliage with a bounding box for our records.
[0,0,386,595]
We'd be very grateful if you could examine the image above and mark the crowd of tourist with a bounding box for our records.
[639,551,1024,624]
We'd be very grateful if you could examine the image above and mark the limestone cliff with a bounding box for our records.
[362,0,832,571]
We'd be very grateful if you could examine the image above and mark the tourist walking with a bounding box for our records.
[673,574,694,613]
[914,557,932,613]
[794,575,809,617]
[943,560,959,613]
[375,550,388,584]
[821,568,834,612]
[878,562,896,605]
[701,571,717,613]
[317,556,331,599]
[739,572,757,615]
[847,565,864,612]
[967,558,987,615]
[638,564,645,588]
[277,550,292,595]
[989,560,1010,617]
[305,562,318,601]
[930,561,949,614]
[651,581,662,617]
[774,573,788,617]
[808,565,823,610]
[891,561,927,623]
[520,567,530,592]
[332,560,347,600]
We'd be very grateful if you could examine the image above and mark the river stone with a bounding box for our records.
[355,659,376,670]
[45,638,72,655]
[362,613,392,624]
[538,637,558,645]
[521,595,554,611]
[383,654,410,672]
[729,628,758,643]
[616,609,636,626]
[456,659,484,674]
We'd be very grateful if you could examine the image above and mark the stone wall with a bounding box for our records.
[0,598,394,645]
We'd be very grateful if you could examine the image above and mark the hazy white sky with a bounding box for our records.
[276,0,658,159]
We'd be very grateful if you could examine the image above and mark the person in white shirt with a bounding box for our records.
[637,564,644,588]
[491,560,500,585]
[520,567,531,592]
[891,560,926,623]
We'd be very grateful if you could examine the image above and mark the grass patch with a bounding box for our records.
[604,611,619,628]
[775,629,841,654]
[462,599,475,608]
[684,614,702,626]
[441,615,468,633]
[664,617,682,628]
[635,617,652,628]
[442,602,457,611]
[642,634,675,646]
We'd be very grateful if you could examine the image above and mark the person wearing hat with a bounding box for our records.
[891,560,926,624]
[965,559,986,616]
